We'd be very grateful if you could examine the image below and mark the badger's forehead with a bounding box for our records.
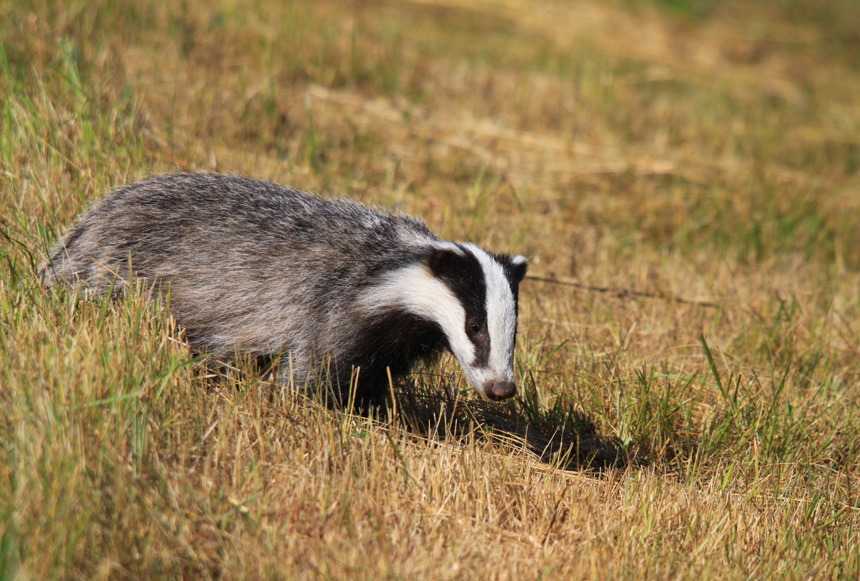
[460,244,518,322]
[465,244,518,287]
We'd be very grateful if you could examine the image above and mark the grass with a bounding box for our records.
[3,0,860,577]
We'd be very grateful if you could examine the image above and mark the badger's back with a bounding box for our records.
[43,174,438,354]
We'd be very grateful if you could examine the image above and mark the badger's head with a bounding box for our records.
[367,242,527,400]
[427,243,527,400]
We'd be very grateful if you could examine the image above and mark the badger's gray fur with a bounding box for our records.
[40,173,528,407]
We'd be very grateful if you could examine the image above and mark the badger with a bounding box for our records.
[40,173,528,407]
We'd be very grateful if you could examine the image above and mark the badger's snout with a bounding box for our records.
[483,381,517,401]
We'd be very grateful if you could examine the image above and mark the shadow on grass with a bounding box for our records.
[203,356,637,472]
[388,378,637,472]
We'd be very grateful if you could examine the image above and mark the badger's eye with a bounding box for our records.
[469,322,481,335]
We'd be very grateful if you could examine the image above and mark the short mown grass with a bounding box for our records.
[3,0,860,578]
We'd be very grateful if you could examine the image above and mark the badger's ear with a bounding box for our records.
[511,254,528,283]
[425,242,465,278]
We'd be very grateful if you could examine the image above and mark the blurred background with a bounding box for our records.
[6,0,860,270]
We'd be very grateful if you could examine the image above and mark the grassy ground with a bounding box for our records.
[3,0,860,578]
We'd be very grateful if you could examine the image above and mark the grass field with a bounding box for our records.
[3,0,860,578]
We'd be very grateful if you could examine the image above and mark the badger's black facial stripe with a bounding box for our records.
[426,244,491,368]
[465,316,490,367]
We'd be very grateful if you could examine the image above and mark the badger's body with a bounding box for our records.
[41,173,527,406]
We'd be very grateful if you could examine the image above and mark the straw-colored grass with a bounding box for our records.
[2,0,860,578]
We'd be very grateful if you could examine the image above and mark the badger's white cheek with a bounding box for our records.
[444,328,477,378]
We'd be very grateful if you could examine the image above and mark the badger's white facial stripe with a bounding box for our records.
[431,241,466,256]
[463,244,518,385]
[358,263,476,369]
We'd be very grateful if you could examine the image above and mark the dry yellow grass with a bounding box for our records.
[2,0,860,578]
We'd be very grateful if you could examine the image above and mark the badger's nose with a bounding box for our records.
[483,381,517,401]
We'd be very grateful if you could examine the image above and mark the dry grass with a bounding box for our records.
[2,0,860,578]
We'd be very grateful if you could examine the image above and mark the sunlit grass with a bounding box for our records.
[2,0,860,577]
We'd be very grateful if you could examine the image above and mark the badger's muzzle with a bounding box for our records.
[483,381,517,401]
